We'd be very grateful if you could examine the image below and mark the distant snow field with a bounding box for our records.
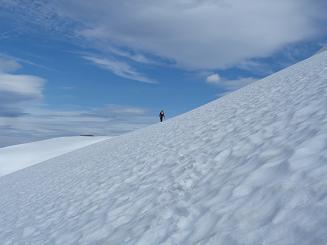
[0,136,110,177]
[0,51,327,244]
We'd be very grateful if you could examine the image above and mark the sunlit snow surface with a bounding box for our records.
[1,52,327,244]
[0,136,110,177]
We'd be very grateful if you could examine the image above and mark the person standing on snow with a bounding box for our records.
[159,110,165,122]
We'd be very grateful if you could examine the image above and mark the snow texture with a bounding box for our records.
[1,51,327,244]
[0,136,110,177]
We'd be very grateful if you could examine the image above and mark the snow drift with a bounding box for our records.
[0,136,110,177]
[1,51,327,245]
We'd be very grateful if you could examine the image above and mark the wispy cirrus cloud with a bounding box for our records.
[83,55,158,84]
[0,56,21,72]
[102,46,162,65]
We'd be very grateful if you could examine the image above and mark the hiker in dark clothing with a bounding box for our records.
[159,110,165,122]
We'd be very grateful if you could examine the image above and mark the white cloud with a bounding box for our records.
[0,56,45,118]
[60,0,326,70]
[236,60,274,76]
[206,75,257,95]
[0,74,44,99]
[0,55,44,97]
[206,74,221,84]
[206,73,256,93]
[84,56,158,84]
[0,56,154,147]
[3,0,327,70]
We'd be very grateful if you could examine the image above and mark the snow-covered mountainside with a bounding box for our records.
[318,43,327,54]
[1,51,327,245]
[0,136,110,177]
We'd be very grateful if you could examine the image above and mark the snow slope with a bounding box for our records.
[0,136,110,177]
[318,43,327,54]
[1,51,327,245]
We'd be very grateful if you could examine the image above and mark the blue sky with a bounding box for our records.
[0,0,327,147]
